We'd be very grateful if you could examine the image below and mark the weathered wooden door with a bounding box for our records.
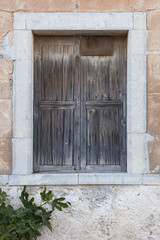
[34,36,127,172]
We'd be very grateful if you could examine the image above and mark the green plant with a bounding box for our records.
[0,187,69,240]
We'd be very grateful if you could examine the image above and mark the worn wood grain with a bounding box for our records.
[34,36,127,172]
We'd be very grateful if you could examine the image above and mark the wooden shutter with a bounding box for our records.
[80,37,127,172]
[34,36,127,172]
[34,37,80,172]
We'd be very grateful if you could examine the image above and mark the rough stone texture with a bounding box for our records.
[0,0,76,12]
[78,0,131,12]
[0,185,160,240]
[0,60,13,80]
[148,31,160,52]
[148,139,160,173]
[0,12,12,44]
[147,94,160,136]
[147,55,160,93]
[0,139,12,175]
[147,11,160,31]
[129,0,160,11]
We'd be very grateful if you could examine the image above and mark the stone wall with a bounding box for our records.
[0,1,160,239]
[1,185,160,240]
[0,0,160,174]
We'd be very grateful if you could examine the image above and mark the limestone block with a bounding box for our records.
[0,151,11,175]
[0,175,8,185]
[26,12,133,30]
[127,55,146,133]
[14,13,26,30]
[148,139,160,173]
[0,60,13,80]
[128,30,147,55]
[143,174,160,184]
[13,30,33,60]
[147,94,160,136]
[12,138,32,175]
[78,0,130,12]
[148,31,160,51]
[0,80,12,99]
[9,174,78,185]
[127,133,147,173]
[129,0,160,11]
[0,100,12,138]
[0,0,75,12]
[13,60,32,138]
[147,11,160,30]
[0,139,12,152]
[147,55,160,93]
[134,12,146,29]
[79,173,142,185]
[0,12,12,43]
[0,31,13,60]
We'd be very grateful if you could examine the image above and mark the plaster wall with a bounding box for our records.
[1,185,160,240]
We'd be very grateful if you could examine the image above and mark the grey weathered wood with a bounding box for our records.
[34,37,76,172]
[81,36,127,171]
[81,37,113,56]
[40,101,75,109]
[34,36,127,173]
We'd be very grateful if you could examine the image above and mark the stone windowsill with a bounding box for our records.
[0,173,160,186]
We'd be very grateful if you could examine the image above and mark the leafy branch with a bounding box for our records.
[0,187,69,240]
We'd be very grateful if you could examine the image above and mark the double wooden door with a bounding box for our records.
[34,36,127,172]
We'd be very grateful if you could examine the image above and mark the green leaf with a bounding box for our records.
[0,188,7,205]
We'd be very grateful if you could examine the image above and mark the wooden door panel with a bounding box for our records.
[81,37,127,171]
[40,109,73,167]
[41,45,75,101]
[34,36,127,172]
[86,108,120,166]
[34,37,78,172]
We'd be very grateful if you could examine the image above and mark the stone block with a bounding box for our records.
[129,0,160,11]
[79,173,142,185]
[127,55,146,133]
[0,100,12,138]
[9,174,78,185]
[147,11,160,30]
[0,80,12,99]
[128,30,147,55]
[14,13,26,30]
[134,12,146,29]
[12,138,32,175]
[148,139,160,173]
[147,94,160,136]
[143,174,160,184]
[0,60,13,80]
[147,55,160,93]
[26,12,134,30]
[0,126,12,139]
[148,31,160,51]
[13,30,33,60]
[78,0,130,12]
[22,0,75,12]
[0,175,8,185]
[127,133,147,173]
[0,151,11,175]
[13,60,32,138]
[0,139,12,152]
[0,12,13,43]
[0,0,75,11]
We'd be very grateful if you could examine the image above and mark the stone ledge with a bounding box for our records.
[0,174,159,186]
[14,12,134,30]
[9,174,78,185]
[0,175,9,185]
